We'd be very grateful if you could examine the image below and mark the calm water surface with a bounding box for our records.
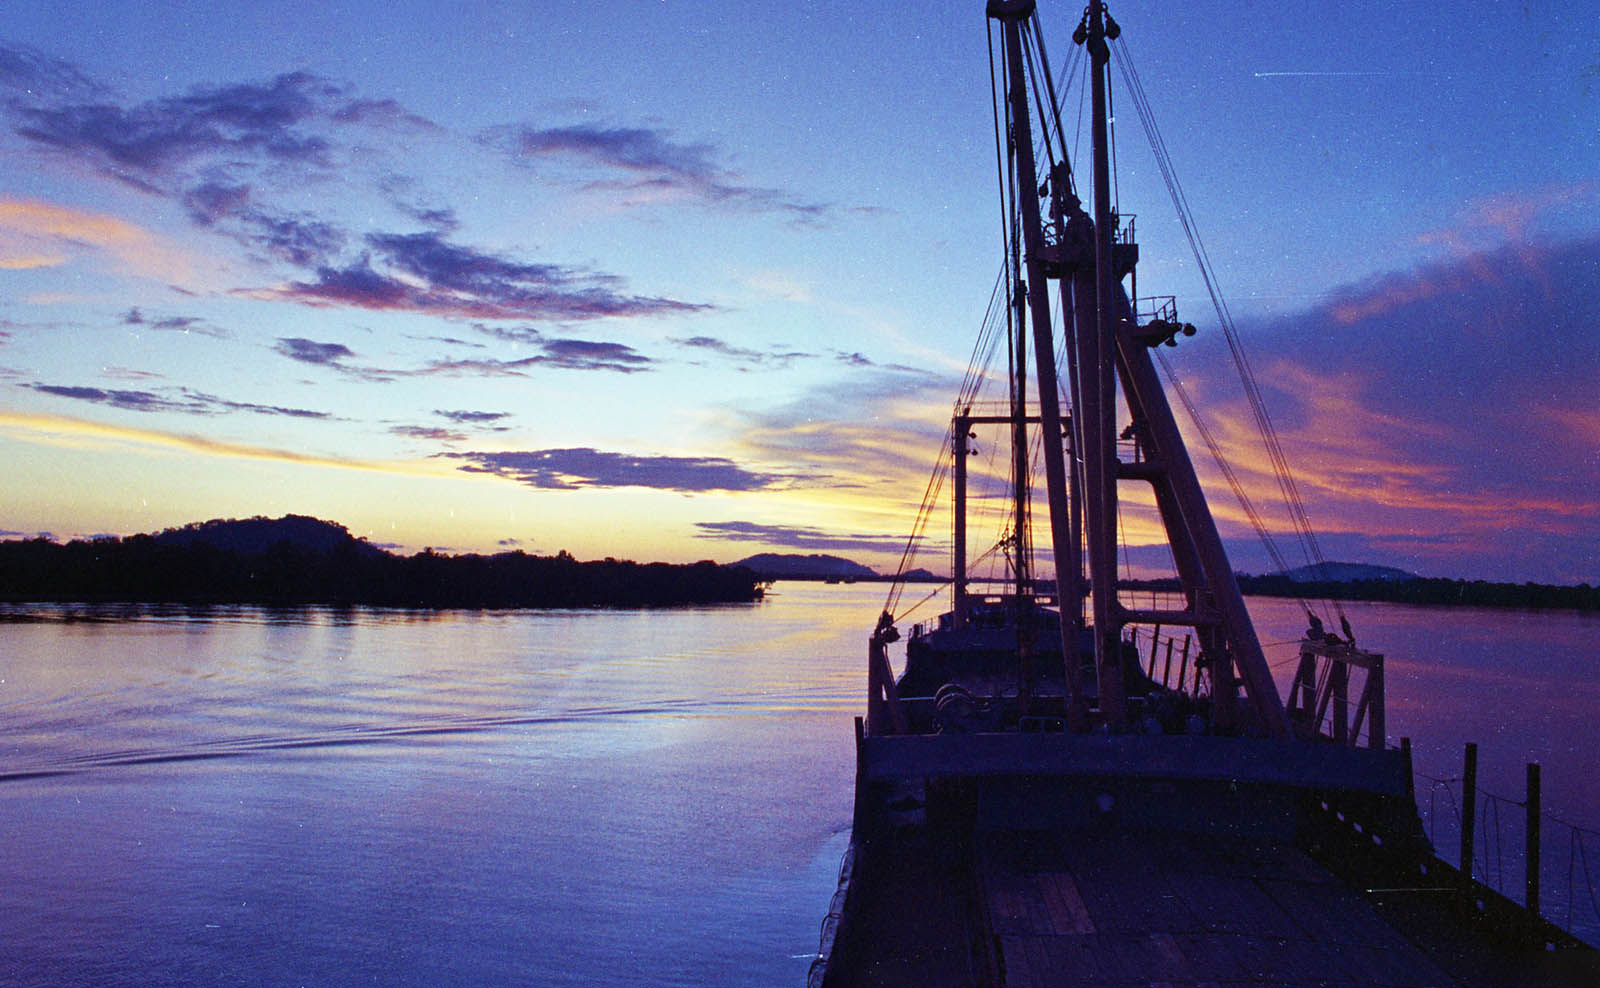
[2,585,1596,983]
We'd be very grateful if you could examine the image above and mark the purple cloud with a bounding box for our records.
[671,335,815,367]
[330,97,437,130]
[270,233,707,322]
[3,48,713,326]
[27,384,197,413]
[122,307,229,339]
[0,44,100,104]
[390,425,468,442]
[25,382,330,419]
[435,409,510,424]
[694,520,924,554]
[414,344,651,376]
[275,337,357,366]
[12,71,337,179]
[510,123,828,219]
[438,448,783,492]
[518,125,720,182]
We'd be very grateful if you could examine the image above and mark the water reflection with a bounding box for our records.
[1,586,1595,982]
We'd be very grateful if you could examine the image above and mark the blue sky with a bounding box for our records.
[1,0,1596,582]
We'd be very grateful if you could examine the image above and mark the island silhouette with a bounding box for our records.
[0,515,761,608]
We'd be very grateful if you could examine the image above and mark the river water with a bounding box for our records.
[2,584,1596,983]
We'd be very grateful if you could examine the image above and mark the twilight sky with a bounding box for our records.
[1,0,1596,583]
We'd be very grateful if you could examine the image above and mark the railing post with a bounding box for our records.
[1461,742,1478,882]
[1400,737,1414,804]
[1527,762,1541,916]
[1368,652,1385,750]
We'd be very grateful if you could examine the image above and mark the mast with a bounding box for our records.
[994,0,1083,714]
[1068,1,1289,736]
[1077,0,1127,726]
[979,0,1289,735]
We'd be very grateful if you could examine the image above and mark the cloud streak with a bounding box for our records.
[0,197,191,281]
[509,123,829,219]
[694,520,927,555]
[264,231,708,322]
[24,382,332,419]
[438,448,784,492]
[670,335,815,368]
[0,409,432,477]
[123,307,229,339]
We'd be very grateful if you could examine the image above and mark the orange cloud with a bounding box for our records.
[0,410,445,478]
[1176,359,1595,544]
[0,252,67,270]
[1542,406,1600,446]
[0,197,192,283]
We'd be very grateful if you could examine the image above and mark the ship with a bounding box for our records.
[809,2,1599,985]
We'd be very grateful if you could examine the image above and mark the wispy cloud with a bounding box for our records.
[262,231,708,322]
[694,520,926,555]
[435,409,510,425]
[0,197,191,281]
[507,123,829,220]
[0,409,429,476]
[437,447,785,493]
[670,335,815,368]
[413,334,654,375]
[275,336,356,366]
[24,381,332,419]
[390,424,467,443]
[122,307,229,339]
[3,47,707,323]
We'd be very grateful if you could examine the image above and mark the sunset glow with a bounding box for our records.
[2,1,1596,583]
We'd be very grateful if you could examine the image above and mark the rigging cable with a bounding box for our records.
[1112,34,1345,623]
[1157,349,1315,621]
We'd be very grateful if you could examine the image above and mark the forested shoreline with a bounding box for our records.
[1121,575,1600,612]
[0,533,762,608]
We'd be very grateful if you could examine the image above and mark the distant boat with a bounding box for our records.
[810,3,1598,985]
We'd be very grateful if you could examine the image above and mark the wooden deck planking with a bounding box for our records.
[1258,876,1416,951]
[1035,871,1096,934]
[978,830,1464,987]
[1164,871,1308,939]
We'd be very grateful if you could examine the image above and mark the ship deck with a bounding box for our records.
[829,824,1597,988]
[821,733,1599,987]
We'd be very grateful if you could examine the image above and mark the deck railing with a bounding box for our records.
[1414,756,1600,947]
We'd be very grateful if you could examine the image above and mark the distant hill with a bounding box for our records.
[1279,562,1419,583]
[900,568,948,583]
[0,515,763,608]
[731,553,879,581]
[153,514,386,558]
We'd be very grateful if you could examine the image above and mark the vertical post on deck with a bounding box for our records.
[953,417,969,626]
[1400,737,1414,805]
[1526,762,1542,916]
[1461,742,1478,882]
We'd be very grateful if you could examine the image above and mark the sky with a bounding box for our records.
[1,0,1596,584]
